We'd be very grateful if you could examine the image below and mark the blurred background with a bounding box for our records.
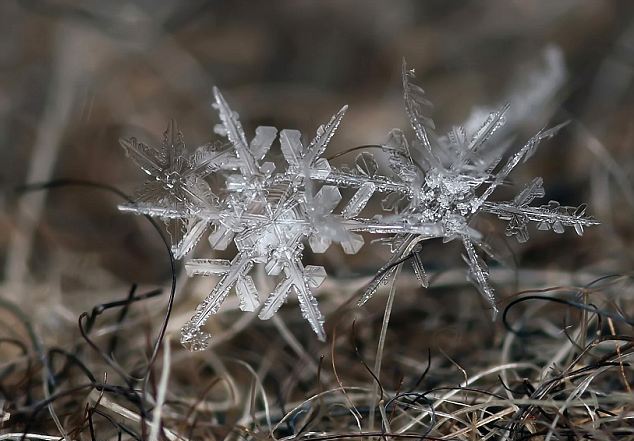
[1,0,633,336]
[0,0,631,333]
[1,1,633,438]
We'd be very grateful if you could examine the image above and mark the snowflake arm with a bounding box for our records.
[482,200,599,242]
[119,136,164,177]
[212,87,260,176]
[357,234,418,306]
[473,122,568,210]
[449,104,509,173]
[180,252,256,351]
[164,217,209,259]
[280,105,347,180]
[402,59,442,170]
[461,234,497,318]
[304,105,348,168]
[259,259,327,340]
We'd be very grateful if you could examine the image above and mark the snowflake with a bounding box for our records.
[119,61,599,351]
[355,61,599,314]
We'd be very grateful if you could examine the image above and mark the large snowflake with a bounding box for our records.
[120,61,599,351]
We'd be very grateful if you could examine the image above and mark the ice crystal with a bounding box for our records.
[120,60,599,351]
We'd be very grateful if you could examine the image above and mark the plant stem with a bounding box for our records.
[368,264,402,431]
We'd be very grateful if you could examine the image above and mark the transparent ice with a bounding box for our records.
[120,61,599,351]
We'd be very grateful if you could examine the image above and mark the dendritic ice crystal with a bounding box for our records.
[119,61,599,351]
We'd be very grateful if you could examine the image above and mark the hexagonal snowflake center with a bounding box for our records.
[416,170,473,220]
[160,170,186,189]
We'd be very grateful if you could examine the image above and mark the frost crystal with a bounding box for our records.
[120,60,599,351]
